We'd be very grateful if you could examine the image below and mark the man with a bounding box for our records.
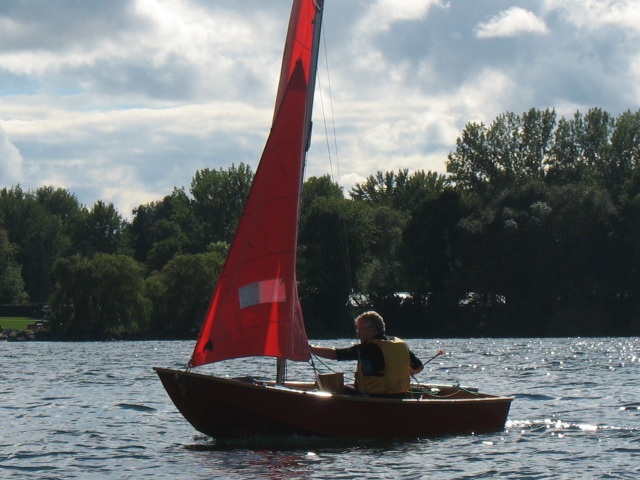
[309,311,423,396]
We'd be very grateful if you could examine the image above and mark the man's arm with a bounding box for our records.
[309,345,338,360]
[409,351,424,375]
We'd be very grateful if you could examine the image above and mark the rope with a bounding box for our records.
[316,24,355,305]
[310,354,336,373]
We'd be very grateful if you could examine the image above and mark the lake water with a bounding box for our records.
[1,337,639,479]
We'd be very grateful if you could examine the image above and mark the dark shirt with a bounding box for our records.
[334,336,423,375]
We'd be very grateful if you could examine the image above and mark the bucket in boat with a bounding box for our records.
[316,372,344,393]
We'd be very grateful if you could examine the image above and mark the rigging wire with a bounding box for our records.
[316,24,356,310]
[307,22,363,387]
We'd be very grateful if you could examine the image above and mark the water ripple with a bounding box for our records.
[1,338,640,479]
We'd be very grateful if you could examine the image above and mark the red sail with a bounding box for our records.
[275,0,320,123]
[189,0,323,367]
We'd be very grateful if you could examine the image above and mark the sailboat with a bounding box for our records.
[154,0,512,440]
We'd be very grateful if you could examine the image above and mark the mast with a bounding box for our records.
[302,0,324,154]
[276,0,324,385]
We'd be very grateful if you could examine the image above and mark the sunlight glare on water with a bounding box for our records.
[1,337,639,479]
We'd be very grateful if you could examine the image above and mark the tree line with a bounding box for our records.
[1,107,639,339]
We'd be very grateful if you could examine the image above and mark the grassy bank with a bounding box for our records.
[0,317,34,330]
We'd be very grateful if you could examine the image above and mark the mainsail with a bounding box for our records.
[189,0,324,368]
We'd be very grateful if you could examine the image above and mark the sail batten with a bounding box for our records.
[189,0,323,368]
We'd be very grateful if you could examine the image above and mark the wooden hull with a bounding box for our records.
[154,367,512,439]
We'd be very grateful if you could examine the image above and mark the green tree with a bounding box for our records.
[0,229,28,304]
[50,254,150,338]
[447,109,555,195]
[148,250,225,337]
[465,181,554,336]
[446,121,494,194]
[402,189,468,335]
[190,163,253,244]
[614,171,640,332]
[542,184,618,335]
[35,186,82,223]
[0,186,74,301]
[72,201,130,257]
[302,175,343,213]
[350,169,446,213]
[357,205,407,302]
[519,108,556,179]
[298,196,377,335]
[129,188,200,271]
[546,112,587,185]
[582,107,614,181]
[607,110,640,196]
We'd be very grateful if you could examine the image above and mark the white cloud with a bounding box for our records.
[0,127,23,184]
[630,56,640,102]
[352,0,448,74]
[1,0,639,217]
[358,0,446,32]
[310,67,519,190]
[476,7,548,38]
[543,0,640,32]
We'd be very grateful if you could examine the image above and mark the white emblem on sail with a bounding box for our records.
[239,279,287,308]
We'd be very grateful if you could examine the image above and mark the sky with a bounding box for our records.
[2,0,640,219]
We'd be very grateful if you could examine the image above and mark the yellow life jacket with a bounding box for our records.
[355,337,410,395]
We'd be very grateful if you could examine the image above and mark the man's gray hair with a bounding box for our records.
[355,311,385,335]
